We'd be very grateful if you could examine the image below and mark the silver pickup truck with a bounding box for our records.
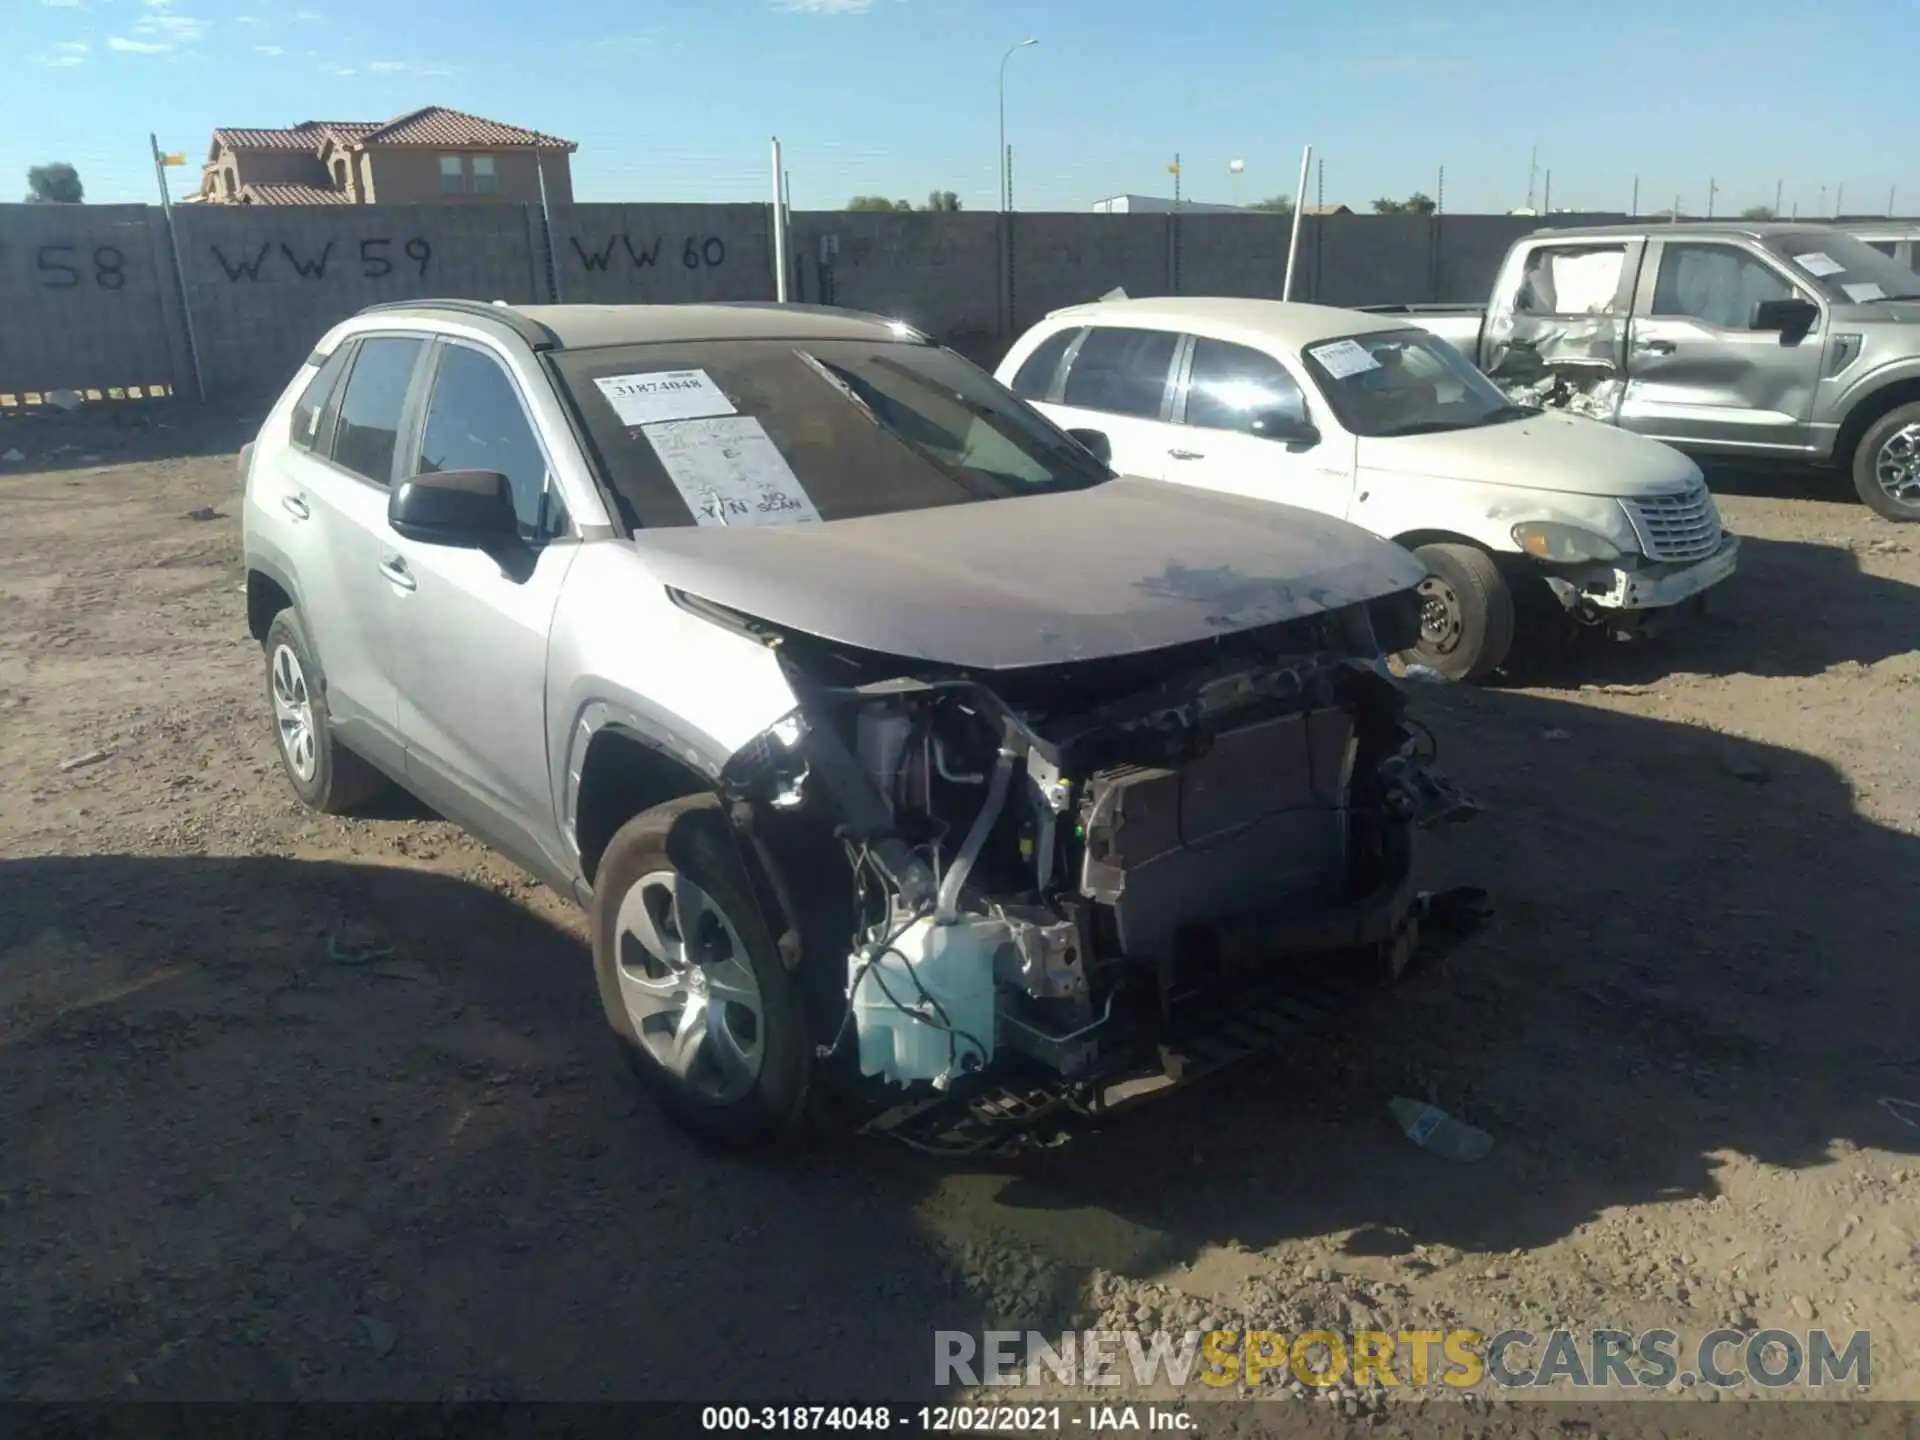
[1365,222,1920,521]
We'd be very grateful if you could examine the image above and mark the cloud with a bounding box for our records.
[235,12,260,21]
[255,43,283,54]
[367,58,450,75]
[33,40,89,66]
[107,0,209,51]
[326,64,356,75]
[770,0,872,12]
[1342,54,1467,74]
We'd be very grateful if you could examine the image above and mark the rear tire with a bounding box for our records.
[263,608,387,814]
[1404,543,1516,683]
[1852,401,1920,521]
[590,794,814,1149]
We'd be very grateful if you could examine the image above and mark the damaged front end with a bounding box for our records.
[715,590,1481,1152]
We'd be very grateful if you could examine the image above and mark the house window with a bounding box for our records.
[333,158,348,187]
[222,168,236,199]
[439,155,465,195]
[471,155,497,196]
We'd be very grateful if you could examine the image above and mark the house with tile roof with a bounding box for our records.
[199,107,576,206]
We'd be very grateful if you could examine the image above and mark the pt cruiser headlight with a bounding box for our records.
[1510,521,1623,564]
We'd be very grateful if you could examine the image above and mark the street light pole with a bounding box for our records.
[998,37,1037,212]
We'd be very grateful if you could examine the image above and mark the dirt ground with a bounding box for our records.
[2,401,1918,1421]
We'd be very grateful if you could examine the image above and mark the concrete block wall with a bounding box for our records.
[2,201,1643,401]
[548,204,775,306]
[787,210,1001,342]
[0,204,180,396]
[172,203,540,397]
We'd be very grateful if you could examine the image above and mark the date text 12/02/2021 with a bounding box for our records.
[699,1405,1196,1432]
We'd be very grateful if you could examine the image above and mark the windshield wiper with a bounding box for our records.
[1867,292,1920,302]
[1371,419,1471,437]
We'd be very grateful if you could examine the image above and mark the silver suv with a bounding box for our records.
[241,298,1474,1150]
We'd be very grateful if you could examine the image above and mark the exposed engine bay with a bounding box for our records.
[711,587,1481,1149]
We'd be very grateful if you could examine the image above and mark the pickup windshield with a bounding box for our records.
[550,338,1110,531]
[1301,328,1526,438]
[1761,231,1920,303]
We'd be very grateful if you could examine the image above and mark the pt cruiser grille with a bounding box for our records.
[1623,484,1723,563]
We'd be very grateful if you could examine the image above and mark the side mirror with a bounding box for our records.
[1751,297,1819,336]
[389,469,519,547]
[1065,427,1112,465]
[1250,410,1320,446]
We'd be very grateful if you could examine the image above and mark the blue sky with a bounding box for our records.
[7,0,1918,217]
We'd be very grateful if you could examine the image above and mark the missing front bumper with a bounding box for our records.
[1546,534,1741,618]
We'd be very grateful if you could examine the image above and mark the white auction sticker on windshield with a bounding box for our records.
[1792,251,1844,277]
[644,415,822,528]
[594,369,737,426]
[1843,280,1886,302]
[1311,338,1383,379]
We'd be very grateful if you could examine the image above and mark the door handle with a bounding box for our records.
[1167,448,1206,460]
[280,494,311,521]
[1633,339,1676,355]
[377,555,416,592]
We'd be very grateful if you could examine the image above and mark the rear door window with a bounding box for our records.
[1515,244,1630,316]
[289,347,352,452]
[1008,327,1081,401]
[1058,327,1180,419]
[329,336,427,486]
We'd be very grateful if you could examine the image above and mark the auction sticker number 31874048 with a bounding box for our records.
[699,1406,1068,1431]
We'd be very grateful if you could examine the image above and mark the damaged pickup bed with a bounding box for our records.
[242,299,1483,1155]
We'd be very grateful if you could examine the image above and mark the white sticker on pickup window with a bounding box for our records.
[644,415,822,528]
[594,368,737,426]
[1792,251,1844,277]
[1843,280,1886,302]
[1311,338,1383,379]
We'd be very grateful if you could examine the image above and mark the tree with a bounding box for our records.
[920,190,962,212]
[1246,194,1293,213]
[847,195,911,212]
[1740,204,1776,221]
[1371,191,1437,216]
[24,162,83,204]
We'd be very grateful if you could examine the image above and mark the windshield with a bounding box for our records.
[1761,231,1920,303]
[550,338,1110,531]
[1300,328,1528,438]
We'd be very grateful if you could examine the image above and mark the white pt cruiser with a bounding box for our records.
[995,297,1741,680]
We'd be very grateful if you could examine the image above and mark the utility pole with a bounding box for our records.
[1526,144,1537,210]
[997,37,1038,213]
[1315,157,1324,210]
[148,132,205,402]
[1774,178,1783,216]
[1707,177,1717,219]
[1436,164,1445,215]
[1672,194,1681,224]
[1835,182,1845,217]
[769,137,789,303]
[1890,184,1899,217]
[1283,143,1312,301]
[1543,169,1552,213]
[1630,175,1639,216]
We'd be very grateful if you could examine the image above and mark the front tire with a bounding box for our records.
[262,608,387,814]
[1852,402,1920,521]
[1404,542,1516,682]
[590,794,813,1149]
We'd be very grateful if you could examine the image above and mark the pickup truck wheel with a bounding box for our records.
[1854,404,1920,521]
[262,608,387,814]
[591,794,812,1149]
[1405,543,1515,682]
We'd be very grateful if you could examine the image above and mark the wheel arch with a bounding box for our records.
[572,724,717,886]
[1836,378,1920,472]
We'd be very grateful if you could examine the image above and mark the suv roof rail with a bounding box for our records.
[356,297,561,350]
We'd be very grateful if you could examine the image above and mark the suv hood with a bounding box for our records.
[1358,409,1701,496]
[626,475,1425,671]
